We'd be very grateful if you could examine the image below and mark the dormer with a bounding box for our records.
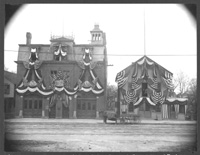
[90,24,104,45]
[50,35,74,61]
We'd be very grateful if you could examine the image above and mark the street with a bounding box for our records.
[4,119,197,152]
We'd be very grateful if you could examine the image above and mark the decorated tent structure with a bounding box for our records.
[15,25,107,119]
[115,56,187,120]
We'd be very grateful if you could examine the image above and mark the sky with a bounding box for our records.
[4,4,197,90]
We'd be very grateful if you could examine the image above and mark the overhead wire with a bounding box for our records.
[4,50,197,56]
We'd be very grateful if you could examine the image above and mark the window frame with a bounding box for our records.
[4,83,10,95]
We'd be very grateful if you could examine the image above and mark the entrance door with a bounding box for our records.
[77,98,96,118]
[144,102,151,118]
[139,101,151,118]
[62,106,69,118]
[23,97,42,118]
[49,104,56,118]
[56,99,62,118]
[169,104,176,119]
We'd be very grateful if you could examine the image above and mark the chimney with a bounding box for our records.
[26,32,32,45]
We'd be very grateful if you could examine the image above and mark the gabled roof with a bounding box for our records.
[135,55,172,75]
[117,55,172,75]
[4,70,17,84]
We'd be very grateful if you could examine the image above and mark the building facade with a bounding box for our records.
[115,56,187,120]
[4,71,17,118]
[15,24,107,119]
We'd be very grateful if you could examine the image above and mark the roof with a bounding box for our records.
[90,24,103,32]
[135,56,172,74]
[117,55,173,75]
[4,70,17,84]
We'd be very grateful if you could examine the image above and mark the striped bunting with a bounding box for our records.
[162,77,174,90]
[151,96,165,104]
[149,78,158,89]
[149,86,165,104]
[116,70,128,88]
[131,77,140,89]
[122,89,138,104]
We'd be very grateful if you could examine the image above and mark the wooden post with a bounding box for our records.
[116,86,120,118]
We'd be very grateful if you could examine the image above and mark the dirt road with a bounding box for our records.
[4,119,197,152]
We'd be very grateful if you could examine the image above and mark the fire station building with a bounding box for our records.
[15,24,107,119]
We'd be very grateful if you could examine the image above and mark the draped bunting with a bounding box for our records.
[162,77,175,90]
[121,88,138,104]
[166,98,188,102]
[17,46,105,97]
[54,44,67,56]
[75,48,104,95]
[16,61,54,97]
[185,105,187,114]
[165,98,188,105]
[162,104,168,119]
[116,70,128,88]
[116,56,175,106]
[133,97,155,106]
[175,104,179,114]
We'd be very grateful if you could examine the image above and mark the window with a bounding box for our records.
[179,105,185,114]
[98,34,101,40]
[34,100,38,109]
[88,102,91,110]
[24,100,28,109]
[54,55,60,61]
[156,82,161,92]
[77,102,81,110]
[51,70,57,76]
[128,102,134,112]
[29,100,32,109]
[142,83,148,97]
[39,100,42,109]
[4,83,10,94]
[92,104,96,110]
[92,34,95,40]
[82,103,86,110]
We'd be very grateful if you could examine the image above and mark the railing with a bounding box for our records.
[50,35,74,40]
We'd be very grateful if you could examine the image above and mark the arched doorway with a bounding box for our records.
[49,94,69,118]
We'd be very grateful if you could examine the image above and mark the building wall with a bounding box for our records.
[4,78,15,98]
[15,25,107,119]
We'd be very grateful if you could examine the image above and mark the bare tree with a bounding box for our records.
[173,71,189,97]
[185,78,197,120]
[107,83,117,110]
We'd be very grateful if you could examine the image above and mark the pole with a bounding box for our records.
[144,6,146,56]
[117,86,120,118]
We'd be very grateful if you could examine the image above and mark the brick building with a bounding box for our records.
[15,24,107,119]
[4,70,17,118]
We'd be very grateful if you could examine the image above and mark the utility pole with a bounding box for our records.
[144,6,146,56]
[116,85,120,118]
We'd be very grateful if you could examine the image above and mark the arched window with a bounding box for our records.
[95,34,98,40]
[98,34,101,40]
[92,34,95,40]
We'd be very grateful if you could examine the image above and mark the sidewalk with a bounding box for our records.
[4,118,197,125]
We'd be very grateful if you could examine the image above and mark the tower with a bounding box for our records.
[90,24,104,45]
